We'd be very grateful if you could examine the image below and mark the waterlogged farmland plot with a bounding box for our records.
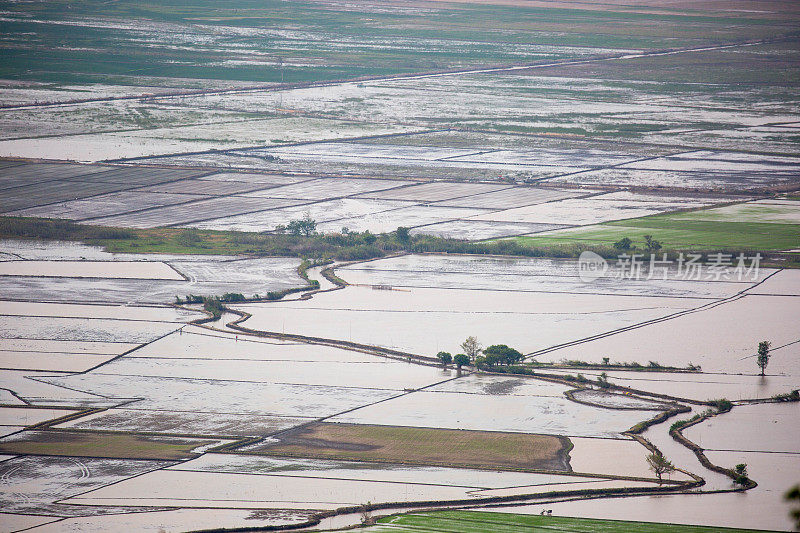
[189,198,413,233]
[0,454,174,516]
[10,191,210,221]
[330,377,653,438]
[338,254,757,298]
[234,284,705,356]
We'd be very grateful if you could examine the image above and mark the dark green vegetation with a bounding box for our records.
[772,389,800,402]
[548,359,701,372]
[0,0,791,87]
[476,344,524,368]
[367,510,778,532]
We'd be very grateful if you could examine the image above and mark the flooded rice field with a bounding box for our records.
[0,239,303,303]
[0,0,799,529]
[235,285,704,356]
[0,247,796,530]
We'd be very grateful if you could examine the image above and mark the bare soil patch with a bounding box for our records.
[245,422,572,471]
[0,430,220,460]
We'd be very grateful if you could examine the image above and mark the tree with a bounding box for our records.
[786,485,800,529]
[362,230,377,244]
[482,344,524,367]
[757,340,771,376]
[733,463,749,485]
[597,371,611,389]
[613,237,632,251]
[647,452,675,483]
[286,213,316,236]
[454,353,470,369]
[643,234,662,252]
[395,226,410,243]
[460,336,482,363]
[436,351,452,366]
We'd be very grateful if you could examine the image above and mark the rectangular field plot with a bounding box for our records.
[0,301,192,322]
[236,285,703,364]
[198,171,311,186]
[242,177,411,200]
[536,293,800,376]
[0,350,117,372]
[0,315,180,344]
[87,352,450,391]
[358,181,509,202]
[0,179,135,213]
[261,142,483,162]
[330,382,655,438]
[432,186,587,209]
[57,408,312,437]
[411,220,569,240]
[70,166,204,185]
[0,455,174,516]
[65,455,653,511]
[244,422,571,472]
[548,369,800,403]
[549,166,799,191]
[0,260,183,280]
[315,205,490,234]
[172,454,580,489]
[0,162,114,190]
[0,430,230,460]
[516,201,800,251]
[0,406,76,427]
[337,254,758,298]
[42,372,400,423]
[9,190,209,220]
[190,198,410,233]
[90,196,303,228]
[618,151,800,173]
[669,199,800,224]
[444,148,638,168]
[28,509,312,533]
[139,179,271,196]
[470,192,719,225]
[0,254,304,304]
[63,468,488,510]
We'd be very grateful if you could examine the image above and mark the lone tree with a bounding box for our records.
[643,234,662,252]
[613,237,632,251]
[647,452,675,483]
[757,340,771,376]
[453,353,470,369]
[733,463,749,485]
[436,351,452,366]
[286,213,316,236]
[460,336,482,363]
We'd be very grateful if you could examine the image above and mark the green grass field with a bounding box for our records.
[511,205,800,252]
[366,511,778,532]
